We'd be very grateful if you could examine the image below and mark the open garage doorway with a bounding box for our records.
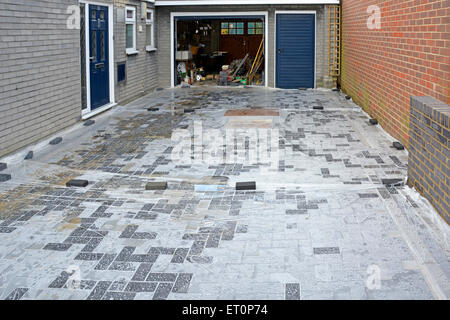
[170,12,268,87]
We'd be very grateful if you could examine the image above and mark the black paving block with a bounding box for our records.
[5,288,28,300]
[0,174,11,182]
[345,95,351,100]
[125,282,157,293]
[147,107,159,111]
[94,254,117,270]
[286,209,308,215]
[146,273,177,282]
[313,106,324,110]
[313,247,340,255]
[152,283,173,300]
[131,263,154,281]
[74,252,104,261]
[172,273,193,293]
[170,248,189,263]
[102,292,136,300]
[49,137,62,145]
[236,181,256,190]
[156,87,164,91]
[43,243,72,251]
[49,271,70,288]
[83,120,95,126]
[115,246,136,261]
[184,108,195,113]
[358,193,379,198]
[66,179,89,188]
[119,225,139,238]
[369,119,378,125]
[393,142,405,150]
[381,178,404,187]
[145,181,167,190]
[87,281,112,300]
[0,163,6,171]
[332,88,340,92]
[24,151,33,160]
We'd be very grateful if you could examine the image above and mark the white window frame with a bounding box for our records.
[125,6,138,55]
[145,8,156,51]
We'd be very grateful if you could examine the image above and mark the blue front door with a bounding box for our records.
[276,14,315,89]
[89,5,110,110]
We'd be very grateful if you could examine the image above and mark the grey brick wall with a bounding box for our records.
[156,4,333,88]
[0,0,82,158]
[114,0,159,104]
[408,96,449,224]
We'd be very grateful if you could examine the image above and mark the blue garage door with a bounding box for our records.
[276,14,315,89]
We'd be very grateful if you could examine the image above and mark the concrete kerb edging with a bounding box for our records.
[0,105,123,169]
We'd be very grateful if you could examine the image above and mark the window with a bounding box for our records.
[248,22,263,35]
[146,8,156,51]
[125,6,137,54]
[221,22,244,35]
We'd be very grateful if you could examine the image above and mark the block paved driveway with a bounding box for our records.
[0,87,449,300]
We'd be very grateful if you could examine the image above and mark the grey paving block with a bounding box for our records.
[49,137,62,145]
[0,173,11,182]
[66,179,89,187]
[0,162,6,171]
[145,181,167,190]
[83,120,95,126]
[236,181,256,190]
[285,283,300,300]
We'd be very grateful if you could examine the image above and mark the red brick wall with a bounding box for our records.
[341,0,450,147]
